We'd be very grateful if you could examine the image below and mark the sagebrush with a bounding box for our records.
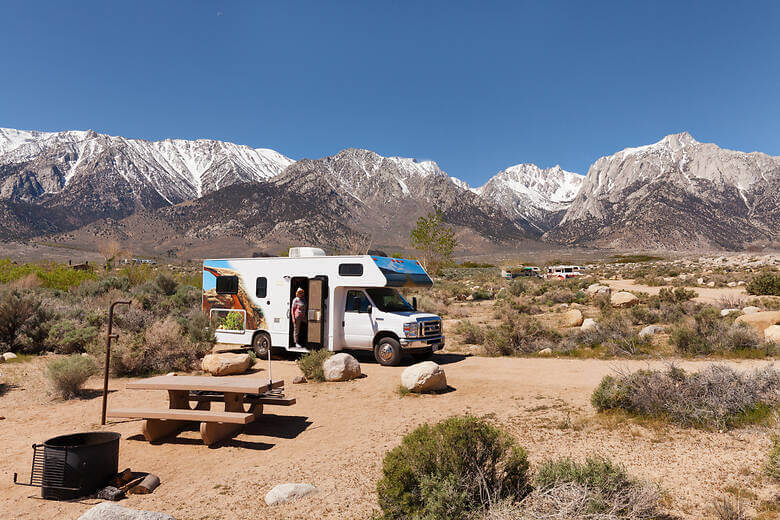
[47,354,99,399]
[296,349,333,382]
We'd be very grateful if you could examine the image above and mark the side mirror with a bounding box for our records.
[365,304,373,314]
[412,297,418,311]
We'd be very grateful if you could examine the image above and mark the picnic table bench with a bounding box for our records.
[107,375,295,446]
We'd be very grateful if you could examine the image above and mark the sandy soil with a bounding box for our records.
[2,354,779,520]
[602,279,749,305]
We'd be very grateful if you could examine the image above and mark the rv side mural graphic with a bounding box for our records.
[202,261,267,331]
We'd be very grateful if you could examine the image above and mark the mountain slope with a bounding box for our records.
[475,164,583,232]
[545,132,780,249]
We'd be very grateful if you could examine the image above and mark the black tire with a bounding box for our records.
[252,331,271,358]
[374,337,403,366]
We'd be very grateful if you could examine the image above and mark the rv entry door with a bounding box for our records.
[308,277,326,348]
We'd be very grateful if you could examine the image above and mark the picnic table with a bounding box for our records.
[107,375,295,446]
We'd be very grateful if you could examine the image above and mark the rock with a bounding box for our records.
[742,306,761,314]
[165,372,177,376]
[77,502,176,520]
[737,281,746,286]
[401,361,447,393]
[2,352,17,361]
[323,353,361,382]
[611,291,639,308]
[721,308,741,317]
[706,281,716,287]
[727,281,737,287]
[735,311,780,334]
[560,309,584,328]
[581,318,596,331]
[538,348,553,356]
[465,294,475,301]
[765,325,780,343]
[559,303,569,309]
[585,284,610,296]
[292,375,307,384]
[697,277,705,285]
[265,483,318,506]
[639,325,665,338]
[201,353,251,376]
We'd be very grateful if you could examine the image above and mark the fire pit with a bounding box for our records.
[15,431,120,500]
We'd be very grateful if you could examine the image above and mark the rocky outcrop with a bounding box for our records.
[201,353,252,376]
[735,311,780,334]
[401,362,447,393]
[264,483,318,506]
[323,353,361,382]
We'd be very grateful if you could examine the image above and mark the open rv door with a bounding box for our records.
[307,276,326,348]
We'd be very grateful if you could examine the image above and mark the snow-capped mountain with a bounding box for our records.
[475,164,583,232]
[0,127,293,204]
[545,132,780,249]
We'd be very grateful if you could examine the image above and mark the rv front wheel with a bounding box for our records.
[252,332,271,358]
[374,337,402,366]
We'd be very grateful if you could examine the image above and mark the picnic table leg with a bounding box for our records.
[142,390,191,442]
[200,392,250,446]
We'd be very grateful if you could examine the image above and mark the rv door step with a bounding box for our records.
[287,346,310,353]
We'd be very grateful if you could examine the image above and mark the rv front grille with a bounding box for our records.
[419,320,442,337]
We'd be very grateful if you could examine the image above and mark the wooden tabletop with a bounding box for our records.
[126,376,284,394]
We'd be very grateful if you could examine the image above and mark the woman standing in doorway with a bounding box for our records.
[292,288,307,348]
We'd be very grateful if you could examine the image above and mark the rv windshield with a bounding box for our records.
[366,288,414,313]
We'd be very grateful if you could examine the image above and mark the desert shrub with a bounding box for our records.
[0,259,97,291]
[114,307,154,333]
[747,272,780,296]
[508,279,526,296]
[455,320,485,344]
[296,349,332,382]
[131,282,162,310]
[416,295,449,316]
[47,354,98,399]
[670,307,773,355]
[628,305,659,325]
[178,310,215,344]
[47,319,99,354]
[569,314,652,356]
[713,497,751,520]
[0,289,53,353]
[657,286,697,303]
[155,273,178,296]
[483,316,561,356]
[110,317,211,376]
[591,364,780,430]
[472,288,493,301]
[118,264,156,286]
[170,284,200,309]
[376,415,530,520]
[766,435,780,481]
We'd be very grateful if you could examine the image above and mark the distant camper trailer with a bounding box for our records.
[545,265,586,279]
[201,247,444,366]
[501,266,541,279]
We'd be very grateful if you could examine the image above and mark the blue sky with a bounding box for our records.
[1,1,778,185]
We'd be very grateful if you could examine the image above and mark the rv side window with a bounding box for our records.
[345,290,370,313]
[216,275,239,294]
[339,263,363,276]
[255,277,267,298]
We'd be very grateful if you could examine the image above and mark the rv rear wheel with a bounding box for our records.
[374,337,402,366]
[252,332,271,358]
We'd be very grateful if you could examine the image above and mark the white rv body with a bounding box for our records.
[202,253,444,365]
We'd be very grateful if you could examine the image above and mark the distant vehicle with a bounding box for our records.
[545,265,586,279]
[501,266,541,279]
[201,247,444,366]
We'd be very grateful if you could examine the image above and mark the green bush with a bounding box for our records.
[47,355,99,399]
[670,307,773,356]
[155,273,178,296]
[47,319,99,354]
[0,259,97,290]
[376,415,530,520]
[296,349,332,382]
[455,320,485,344]
[0,289,52,353]
[482,316,560,356]
[570,314,652,356]
[508,279,526,296]
[657,286,697,303]
[767,435,780,481]
[747,272,780,296]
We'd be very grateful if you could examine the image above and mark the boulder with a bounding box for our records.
[639,325,665,338]
[201,353,251,376]
[77,502,175,520]
[401,361,447,393]
[2,352,17,361]
[735,311,780,335]
[560,309,584,328]
[581,318,597,331]
[265,483,318,506]
[727,281,737,288]
[323,353,361,382]
[585,284,610,296]
[765,325,780,343]
[720,308,741,317]
[292,375,307,384]
[697,277,705,285]
[611,291,639,308]
[537,348,553,356]
[737,281,747,286]
[742,306,761,314]
[706,281,716,288]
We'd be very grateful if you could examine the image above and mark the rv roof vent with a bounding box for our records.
[288,247,326,258]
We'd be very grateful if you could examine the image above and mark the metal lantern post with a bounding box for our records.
[101,300,131,425]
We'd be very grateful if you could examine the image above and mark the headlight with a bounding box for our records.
[403,322,418,338]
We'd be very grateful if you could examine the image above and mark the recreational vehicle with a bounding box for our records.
[545,265,586,279]
[202,248,444,366]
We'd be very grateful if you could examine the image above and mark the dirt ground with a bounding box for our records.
[2,354,778,520]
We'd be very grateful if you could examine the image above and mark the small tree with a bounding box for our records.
[98,240,122,270]
[410,210,457,274]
